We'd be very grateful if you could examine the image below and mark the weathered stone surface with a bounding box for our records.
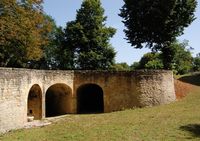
[0,68,175,133]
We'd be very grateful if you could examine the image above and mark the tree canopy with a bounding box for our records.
[138,52,164,69]
[169,40,193,74]
[120,0,197,69]
[112,62,130,71]
[1,0,198,72]
[27,16,65,70]
[193,53,200,71]
[63,0,116,70]
[0,0,53,67]
[135,40,193,74]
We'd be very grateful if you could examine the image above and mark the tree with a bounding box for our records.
[56,25,75,70]
[169,40,193,74]
[120,0,197,69]
[27,17,65,70]
[130,62,140,70]
[193,53,200,71]
[138,52,164,69]
[112,62,130,71]
[0,0,53,67]
[64,0,116,70]
[136,40,193,74]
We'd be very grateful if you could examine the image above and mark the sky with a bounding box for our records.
[43,0,200,65]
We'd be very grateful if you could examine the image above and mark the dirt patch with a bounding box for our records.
[174,79,195,99]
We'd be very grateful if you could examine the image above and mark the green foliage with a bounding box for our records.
[170,40,193,74]
[49,26,75,70]
[64,0,116,70]
[130,62,140,70]
[138,52,164,69]
[120,0,197,69]
[0,0,53,68]
[136,40,193,74]
[144,60,164,70]
[27,16,62,69]
[0,0,115,70]
[112,62,130,71]
[193,53,200,71]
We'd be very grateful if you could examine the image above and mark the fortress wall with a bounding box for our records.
[135,70,176,107]
[74,71,140,112]
[0,68,74,133]
[42,70,74,115]
[74,70,175,112]
[0,68,32,133]
[0,68,175,133]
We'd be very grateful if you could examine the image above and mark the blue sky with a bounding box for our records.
[43,0,200,65]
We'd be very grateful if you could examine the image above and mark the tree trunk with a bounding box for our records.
[161,43,175,70]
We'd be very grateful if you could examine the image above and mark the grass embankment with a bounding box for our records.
[0,74,200,141]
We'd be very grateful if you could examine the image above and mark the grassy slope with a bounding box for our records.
[0,75,200,141]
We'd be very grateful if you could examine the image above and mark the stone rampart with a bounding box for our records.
[0,68,175,133]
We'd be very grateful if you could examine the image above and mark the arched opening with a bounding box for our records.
[27,84,42,120]
[45,83,72,117]
[77,84,104,114]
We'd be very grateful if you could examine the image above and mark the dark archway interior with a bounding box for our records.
[28,84,42,120]
[77,84,104,114]
[45,84,72,117]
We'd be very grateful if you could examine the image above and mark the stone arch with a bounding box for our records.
[77,83,104,114]
[27,84,42,120]
[45,83,72,117]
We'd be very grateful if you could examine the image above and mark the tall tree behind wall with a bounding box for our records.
[120,0,197,69]
[193,53,200,71]
[135,40,193,74]
[27,16,67,70]
[63,0,116,70]
[0,0,53,68]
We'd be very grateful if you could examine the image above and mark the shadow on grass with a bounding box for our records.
[180,124,200,138]
[178,73,200,86]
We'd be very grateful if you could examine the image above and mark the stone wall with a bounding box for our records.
[0,68,175,133]
[0,68,74,133]
[135,70,175,107]
[74,71,140,112]
[74,70,175,112]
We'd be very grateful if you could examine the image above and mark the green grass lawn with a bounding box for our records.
[1,81,200,141]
